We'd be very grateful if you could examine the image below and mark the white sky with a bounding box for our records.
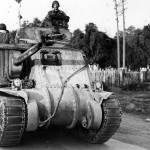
[0,0,150,37]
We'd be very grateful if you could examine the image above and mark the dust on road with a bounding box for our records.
[113,113,150,150]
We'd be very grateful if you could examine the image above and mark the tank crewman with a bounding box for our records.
[40,0,66,27]
[0,23,9,44]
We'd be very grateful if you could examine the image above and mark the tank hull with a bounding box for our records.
[0,30,122,146]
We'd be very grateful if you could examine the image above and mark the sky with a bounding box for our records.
[0,0,150,37]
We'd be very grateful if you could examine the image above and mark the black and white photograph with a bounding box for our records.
[0,0,149,150]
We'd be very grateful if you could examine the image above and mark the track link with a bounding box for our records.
[0,95,27,147]
[71,98,122,144]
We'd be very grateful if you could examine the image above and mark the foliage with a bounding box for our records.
[69,23,117,68]
[69,23,150,70]
[125,27,148,70]
[68,29,84,49]
[21,18,41,27]
[22,20,29,27]
[122,82,149,91]
[114,25,150,70]
[32,18,41,27]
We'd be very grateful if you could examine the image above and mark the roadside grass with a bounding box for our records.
[113,90,150,116]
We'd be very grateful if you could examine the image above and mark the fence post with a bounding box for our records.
[119,69,122,87]
[140,70,144,83]
[89,66,146,88]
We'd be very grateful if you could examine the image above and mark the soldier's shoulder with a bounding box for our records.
[59,10,66,16]
[48,10,54,15]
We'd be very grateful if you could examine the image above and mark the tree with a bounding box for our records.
[32,18,41,27]
[22,20,29,27]
[142,25,150,54]
[121,26,148,70]
[21,18,41,27]
[69,23,117,68]
[68,29,84,49]
[83,23,98,59]
[83,23,116,67]
[141,24,150,65]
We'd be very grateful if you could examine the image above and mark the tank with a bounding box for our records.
[0,13,122,146]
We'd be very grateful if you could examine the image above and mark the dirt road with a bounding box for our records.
[0,112,149,150]
[113,113,150,150]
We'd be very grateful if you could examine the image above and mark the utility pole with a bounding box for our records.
[122,0,126,68]
[114,0,120,69]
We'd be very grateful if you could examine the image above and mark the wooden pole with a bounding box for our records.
[114,0,120,69]
[122,0,126,68]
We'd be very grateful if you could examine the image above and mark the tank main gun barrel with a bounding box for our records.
[13,43,42,66]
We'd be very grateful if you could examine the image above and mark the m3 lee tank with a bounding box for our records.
[0,7,122,147]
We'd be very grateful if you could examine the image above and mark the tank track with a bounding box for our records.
[0,95,27,147]
[71,98,122,144]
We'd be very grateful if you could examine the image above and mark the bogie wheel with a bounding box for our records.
[0,95,27,147]
[71,98,122,144]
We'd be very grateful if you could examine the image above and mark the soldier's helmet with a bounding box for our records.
[0,23,6,30]
[52,1,60,8]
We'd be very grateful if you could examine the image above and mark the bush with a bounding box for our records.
[122,82,149,91]
[102,82,111,91]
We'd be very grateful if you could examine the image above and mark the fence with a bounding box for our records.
[89,65,148,87]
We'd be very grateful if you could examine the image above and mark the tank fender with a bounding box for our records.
[98,91,113,100]
[0,88,28,102]
[93,91,113,105]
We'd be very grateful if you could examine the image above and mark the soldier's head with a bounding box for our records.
[52,1,60,11]
[0,23,6,31]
